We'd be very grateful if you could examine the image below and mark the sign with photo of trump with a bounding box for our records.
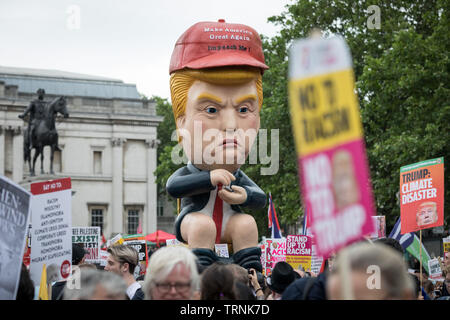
[400,157,444,234]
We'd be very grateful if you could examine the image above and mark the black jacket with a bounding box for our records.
[167,163,266,242]
[131,287,145,300]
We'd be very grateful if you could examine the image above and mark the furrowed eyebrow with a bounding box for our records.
[234,94,257,105]
[196,92,223,104]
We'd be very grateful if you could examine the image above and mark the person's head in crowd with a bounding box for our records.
[326,243,415,300]
[327,252,336,272]
[234,280,256,300]
[46,263,60,285]
[409,274,421,299]
[422,279,435,298]
[143,246,200,300]
[444,252,450,266]
[72,243,88,266]
[16,263,34,300]
[281,271,328,300]
[63,269,127,300]
[78,263,97,270]
[266,261,299,300]
[105,244,139,280]
[225,263,248,285]
[413,270,428,284]
[440,265,450,297]
[374,238,404,256]
[200,262,236,300]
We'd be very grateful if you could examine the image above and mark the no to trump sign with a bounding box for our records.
[288,36,375,258]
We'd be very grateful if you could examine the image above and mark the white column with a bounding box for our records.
[12,127,23,182]
[0,126,4,176]
[145,138,160,234]
[111,138,125,236]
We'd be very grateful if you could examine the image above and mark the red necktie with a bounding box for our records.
[212,185,223,244]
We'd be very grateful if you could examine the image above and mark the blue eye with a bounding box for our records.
[206,107,217,114]
[239,106,249,113]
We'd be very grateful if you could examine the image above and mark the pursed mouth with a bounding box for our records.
[221,138,238,147]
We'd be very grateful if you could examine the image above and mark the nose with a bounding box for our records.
[221,108,237,132]
[169,285,178,294]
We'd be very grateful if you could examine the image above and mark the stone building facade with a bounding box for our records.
[0,65,175,238]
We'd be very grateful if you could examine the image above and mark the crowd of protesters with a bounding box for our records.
[15,236,450,301]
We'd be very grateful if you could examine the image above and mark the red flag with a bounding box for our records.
[101,233,107,251]
[319,259,327,273]
[268,193,282,238]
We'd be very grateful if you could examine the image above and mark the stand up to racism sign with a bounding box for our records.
[400,157,444,234]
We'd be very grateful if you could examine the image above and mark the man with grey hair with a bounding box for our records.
[326,242,415,300]
[63,269,127,300]
[105,244,144,300]
[143,246,200,300]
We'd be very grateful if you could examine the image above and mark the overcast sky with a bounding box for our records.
[0,0,292,100]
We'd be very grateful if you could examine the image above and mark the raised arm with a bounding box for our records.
[237,171,267,209]
[166,167,215,198]
[19,102,34,119]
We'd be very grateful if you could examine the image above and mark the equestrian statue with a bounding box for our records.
[18,88,69,176]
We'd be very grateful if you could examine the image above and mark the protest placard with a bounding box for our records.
[260,242,266,274]
[0,176,31,299]
[29,178,72,287]
[123,236,148,276]
[444,236,450,255]
[286,235,312,271]
[288,36,375,258]
[23,224,32,267]
[264,238,286,276]
[72,227,100,263]
[370,216,386,239]
[107,233,124,247]
[215,244,229,258]
[166,238,181,246]
[310,241,324,275]
[428,258,444,281]
[400,157,444,234]
[305,228,324,275]
[99,249,108,267]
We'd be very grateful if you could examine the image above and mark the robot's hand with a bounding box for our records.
[218,185,247,205]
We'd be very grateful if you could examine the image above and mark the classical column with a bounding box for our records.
[145,138,160,235]
[12,127,23,182]
[0,126,4,175]
[111,138,126,236]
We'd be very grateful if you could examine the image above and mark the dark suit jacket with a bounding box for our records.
[131,287,145,300]
[166,163,266,242]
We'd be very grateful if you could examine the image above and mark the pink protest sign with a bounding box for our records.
[289,37,375,258]
[264,238,286,276]
[286,235,312,271]
[300,140,375,257]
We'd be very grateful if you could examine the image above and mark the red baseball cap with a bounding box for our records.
[169,19,268,74]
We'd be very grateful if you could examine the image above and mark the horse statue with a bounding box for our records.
[22,96,69,176]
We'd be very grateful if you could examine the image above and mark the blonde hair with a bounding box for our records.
[332,243,415,299]
[107,244,139,274]
[170,67,263,124]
